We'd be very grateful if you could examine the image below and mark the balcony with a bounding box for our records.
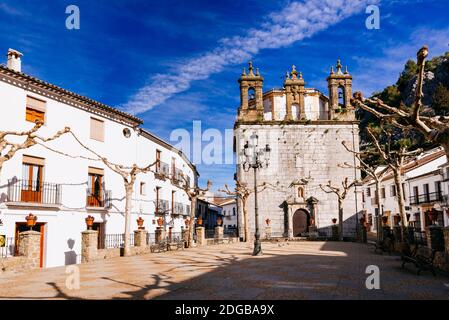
[171,168,183,186]
[7,179,61,207]
[156,199,169,214]
[86,188,112,209]
[409,192,443,205]
[155,161,170,180]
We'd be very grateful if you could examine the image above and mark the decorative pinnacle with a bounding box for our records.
[330,66,334,74]
[248,61,255,76]
[290,65,298,79]
[242,67,247,76]
[336,59,343,74]
[344,66,349,74]
[256,68,260,76]
[299,71,303,80]
[285,71,290,79]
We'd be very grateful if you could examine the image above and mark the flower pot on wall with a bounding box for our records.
[197,217,203,226]
[217,217,223,226]
[157,217,164,227]
[85,215,94,230]
[25,213,37,230]
[137,217,145,229]
[332,218,337,224]
[265,218,271,226]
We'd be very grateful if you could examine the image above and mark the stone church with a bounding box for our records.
[234,61,363,239]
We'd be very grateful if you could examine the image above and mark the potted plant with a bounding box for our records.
[332,218,337,224]
[25,213,37,230]
[265,218,271,226]
[136,217,145,229]
[184,218,190,228]
[85,215,94,230]
[157,217,164,227]
[197,217,203,226]
[217,217,223,226]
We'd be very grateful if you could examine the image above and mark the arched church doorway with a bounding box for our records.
[293,209,310,236]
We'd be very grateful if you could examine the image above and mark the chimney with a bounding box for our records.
[7,49,23,72]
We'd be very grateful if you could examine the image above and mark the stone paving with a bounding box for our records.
[0,241,448,300]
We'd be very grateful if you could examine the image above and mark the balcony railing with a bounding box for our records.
[86,188,112,209]
[409,192,442,205]
[155,161,170,180]
[7,179,61,205]
[156,199,169,214]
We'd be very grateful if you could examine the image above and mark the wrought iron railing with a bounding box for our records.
[101,233,134,249]
[224,230,238,238]
[7,179,61,205]
[146,233,156,245]
[155,161,170,179]
[205,229,215,239]
[0,237,15,258]
[409,192,442,205]
[156,199,169,214]
[168,232,182,242]
[86,188,112,208]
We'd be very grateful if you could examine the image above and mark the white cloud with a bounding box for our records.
[0,3,23,16]
[123,0,377,115]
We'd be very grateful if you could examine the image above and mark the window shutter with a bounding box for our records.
[90,117,105,141]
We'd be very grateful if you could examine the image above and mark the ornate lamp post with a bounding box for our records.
[242,132,271,256]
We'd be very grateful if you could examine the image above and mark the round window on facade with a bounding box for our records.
[123,128,131,138]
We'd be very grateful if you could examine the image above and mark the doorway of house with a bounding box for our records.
[92,222,105,249]
[293,209,310,237]
[15,222,45,267]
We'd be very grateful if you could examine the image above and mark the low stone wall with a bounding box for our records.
[0,256,34,273]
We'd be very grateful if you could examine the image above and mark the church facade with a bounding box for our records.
[234,61,363,239]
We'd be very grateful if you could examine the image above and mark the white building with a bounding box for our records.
[220,198,238,232]
[0,49,198,268]
[362,147,448,232]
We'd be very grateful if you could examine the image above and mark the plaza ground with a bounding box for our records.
[0,241,448,299]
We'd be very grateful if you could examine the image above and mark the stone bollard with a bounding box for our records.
[18,230,41,268]
[134,229,148,247]
[81,230,98,263]
[331,225,339,241]
[382,226,391,242]
[393,226,402,243]
[444,227,449,255]
[265,226,272,239]
[215,226,224,243]
[426,225,445,252]
[196,227,205,246]
[182,227,189,247]
[155,227,165,244]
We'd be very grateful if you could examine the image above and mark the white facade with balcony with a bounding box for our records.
[0,50,198,268]
[362,147,448,233]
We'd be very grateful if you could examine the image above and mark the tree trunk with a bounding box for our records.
[338,199,343,241]
[123,182,133,257]
[393,168,408,229]
[188,196,197,248]
[375,179,382,240]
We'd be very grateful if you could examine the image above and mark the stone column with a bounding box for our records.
[81,230,98,263]
[331,225,339,241]
[215,226,224,243]
[196,227,205,246]
[426,225,445,252]
[287,208,293,238]
[443,227,449,255]
[134,229,147,247]
[155,227,165,243]
[182,227,189,247]
[18,230,41,268]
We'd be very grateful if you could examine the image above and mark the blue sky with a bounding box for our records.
[1,0,448,191]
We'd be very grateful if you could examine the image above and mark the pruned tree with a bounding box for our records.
[179,173,212,248]
[219,181,274,242]
[341,140,389,231]
[351,46,449,160]
[363,126,422,231]
[319,177,359,241]
[0,120,70,178]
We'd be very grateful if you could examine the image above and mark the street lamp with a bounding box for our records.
[242,132,271,256]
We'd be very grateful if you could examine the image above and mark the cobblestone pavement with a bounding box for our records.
[0,241,448,299]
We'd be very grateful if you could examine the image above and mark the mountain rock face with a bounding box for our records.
[402,53,449,110]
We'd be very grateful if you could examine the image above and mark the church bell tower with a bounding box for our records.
[237,62,264,122]
[327,60,354,120]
